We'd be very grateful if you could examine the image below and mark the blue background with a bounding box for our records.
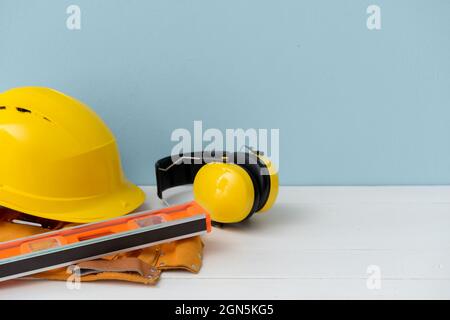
[1,0,449,185]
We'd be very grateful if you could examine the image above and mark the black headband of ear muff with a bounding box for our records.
[155,151,227,199]
[154,151,271,216]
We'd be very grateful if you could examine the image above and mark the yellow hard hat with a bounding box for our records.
[0,87,145,223]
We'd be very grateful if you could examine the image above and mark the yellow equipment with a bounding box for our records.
[155,151,278,224]
[0,87,145,223]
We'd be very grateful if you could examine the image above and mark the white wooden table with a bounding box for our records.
[1,186,449,299]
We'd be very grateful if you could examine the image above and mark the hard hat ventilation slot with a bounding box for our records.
[9,106,52,122]
[0,106,6,110]
[16,107,31,113]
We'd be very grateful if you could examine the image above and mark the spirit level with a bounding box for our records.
[0,201,211,282]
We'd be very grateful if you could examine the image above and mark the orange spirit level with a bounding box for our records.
[0,201,211,282]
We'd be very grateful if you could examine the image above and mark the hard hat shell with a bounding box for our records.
[0,87,145,223]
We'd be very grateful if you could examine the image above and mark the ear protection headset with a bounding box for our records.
[155,151,278,224]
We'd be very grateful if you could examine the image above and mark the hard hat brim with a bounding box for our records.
[0,182,146,223]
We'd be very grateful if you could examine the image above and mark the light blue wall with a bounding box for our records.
[1,0,449,185]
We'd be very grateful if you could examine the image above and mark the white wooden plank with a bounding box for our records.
[1,278,449,300]
[0,186,449,299]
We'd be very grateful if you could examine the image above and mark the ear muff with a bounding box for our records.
[193,163,255,223]
[256,154,279,213]
[231,152,267,220]
[155,150,278,224]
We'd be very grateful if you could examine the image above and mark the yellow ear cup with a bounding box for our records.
[193,163,255,223]
[257,155,279,213]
